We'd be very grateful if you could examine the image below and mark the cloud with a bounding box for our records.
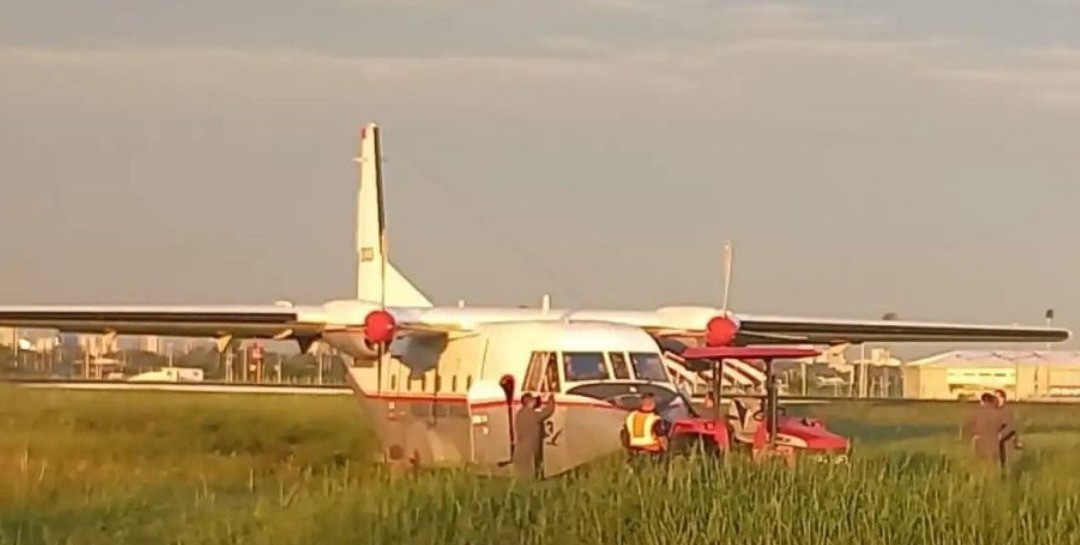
[1,3,1078,316]
[939,48,1080,110]
[582,0,662,14]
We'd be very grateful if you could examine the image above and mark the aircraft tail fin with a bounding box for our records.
[355,123,433,308]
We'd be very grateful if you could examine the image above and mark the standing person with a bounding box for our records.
[993,389,1021,445]
[512,393,556,479]
[993,389,1023,464]
[962,392,1015,474]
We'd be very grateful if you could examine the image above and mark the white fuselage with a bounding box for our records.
[329,320,688,476]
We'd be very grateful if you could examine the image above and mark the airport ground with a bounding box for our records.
[1,387,1078,545]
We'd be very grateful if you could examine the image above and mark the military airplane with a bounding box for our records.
[0,123,1068,477]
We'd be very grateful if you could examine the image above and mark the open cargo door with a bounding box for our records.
[466,377,514,473]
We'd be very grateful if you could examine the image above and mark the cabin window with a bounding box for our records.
[390,375,397,390]
[608,352,631,380]
[407,377,413,392]
[435,375,442,392]
[524,351,552,391]
[630,352,668,382]
[562,352,609,382]
[421,374,427,391]
[452,376,458,392]
[539,356,561,393]
[467,375,473,390]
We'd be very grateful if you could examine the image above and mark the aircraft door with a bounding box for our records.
[466,378,514,472]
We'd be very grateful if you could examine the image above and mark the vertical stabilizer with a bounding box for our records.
[355,123,433,308]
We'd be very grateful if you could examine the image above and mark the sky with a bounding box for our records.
[1,0,1079,352]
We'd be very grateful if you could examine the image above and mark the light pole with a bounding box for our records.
[1045,308,1055,352]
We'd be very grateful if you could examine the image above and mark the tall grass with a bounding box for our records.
[1,386,1078,544]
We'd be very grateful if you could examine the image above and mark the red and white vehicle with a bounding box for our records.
[679,346,851,465]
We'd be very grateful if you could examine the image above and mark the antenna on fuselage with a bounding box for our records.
[541,294,551,314]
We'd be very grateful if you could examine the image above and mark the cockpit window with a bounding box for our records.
[630,352,668,382]
[608,352,631,380]
[523,351,551,391]
[541,354,561,393]
[562,352,609,382]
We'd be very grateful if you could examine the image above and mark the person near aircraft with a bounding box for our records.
[621,393,670,465]
[727,395,796,467]
[703,391,716,410]
[962,392,1016,474]
[513,393,556,479]
[993,389,1023,459]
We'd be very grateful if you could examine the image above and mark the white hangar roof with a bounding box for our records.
[908,350,1080,369]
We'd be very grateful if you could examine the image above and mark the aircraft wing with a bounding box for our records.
[0,305,328,340]
[0,303,1068,347]
[730,314,1070,345]
[577,307,1070,345]
[0,301,477,347]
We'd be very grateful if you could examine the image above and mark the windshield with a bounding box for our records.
[563,352,609,382]
[630,352,668,382]
[564,382,696,421]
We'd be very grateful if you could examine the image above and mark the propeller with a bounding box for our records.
[705,240,739,346]
[721,240,733,316]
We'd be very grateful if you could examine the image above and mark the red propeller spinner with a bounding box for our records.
[705,315,739,346]
[363,309,397,345]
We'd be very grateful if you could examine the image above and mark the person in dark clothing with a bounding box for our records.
[992,389,1023,467]
[962,392,1016,473]
[993,389,1022,448]
[512,393,556,479]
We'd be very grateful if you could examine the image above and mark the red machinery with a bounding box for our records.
[676,346,851,465]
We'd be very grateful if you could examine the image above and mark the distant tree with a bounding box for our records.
[177,346,224,379]
[118,350,169,374]
[326,354,349,383]
[281,353,318,381]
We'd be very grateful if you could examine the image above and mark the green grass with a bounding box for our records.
[2,386,1079,544]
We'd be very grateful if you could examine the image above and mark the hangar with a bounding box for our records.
[903,350,1080,401]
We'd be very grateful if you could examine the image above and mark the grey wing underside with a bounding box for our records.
[0,305,325,340]
[732,315,1070,344]
[0,306,1069,346]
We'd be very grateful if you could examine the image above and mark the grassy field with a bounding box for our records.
[2,387,1079,545]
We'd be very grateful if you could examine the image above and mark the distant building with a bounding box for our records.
[78,334,119,357]
[139,336,161,354]
[34,336,59,353]
[904,350,1080,401]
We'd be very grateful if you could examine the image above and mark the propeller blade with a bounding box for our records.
[721,240,733,314]
[377,343,384,394]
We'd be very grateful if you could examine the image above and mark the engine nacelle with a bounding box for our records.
[320,300,399,361]
[323,331,385,361]
[654,306,741,346]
